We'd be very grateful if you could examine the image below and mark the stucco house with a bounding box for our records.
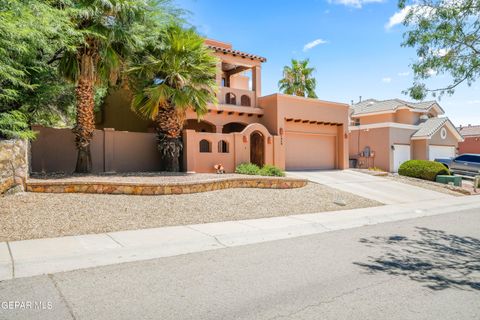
[349,99,464,172]
[457,125,480,154]
[94,39,349,173]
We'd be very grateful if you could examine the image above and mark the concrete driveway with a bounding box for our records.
[287,170,453,204]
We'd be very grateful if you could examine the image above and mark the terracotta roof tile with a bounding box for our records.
[206,45,267,62]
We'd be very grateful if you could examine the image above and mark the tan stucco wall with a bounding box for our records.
[31,126,162,173]
[349,127,391,171]
[259,94,349,170]
[429,125,458,146]
[412,139,428,160]
[229,74,249,90]
[395,109,420,125]
[183,123,279,173]
[356,114,395,125]
[96,89,154,133]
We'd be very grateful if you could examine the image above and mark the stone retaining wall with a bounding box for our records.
[26,177,307,196]
[0,139,29,193]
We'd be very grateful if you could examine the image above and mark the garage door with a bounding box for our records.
[429,145,455,160]
[393,144,411,172]
[285,133,336,170]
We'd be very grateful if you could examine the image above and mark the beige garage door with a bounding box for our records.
[285,133,336,170]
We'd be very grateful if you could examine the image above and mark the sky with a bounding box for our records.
[174,0,479,125]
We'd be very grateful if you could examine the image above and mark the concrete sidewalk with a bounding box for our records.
[287,170,452,204]
[1,195,479,281]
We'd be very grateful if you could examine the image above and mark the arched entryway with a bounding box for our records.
[250,131,264,167]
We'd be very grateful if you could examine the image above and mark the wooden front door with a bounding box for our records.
[250,131,264,167]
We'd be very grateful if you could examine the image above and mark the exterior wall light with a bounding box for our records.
[279,128,284,135]
[243,135,248,143]
[267,136,272,144]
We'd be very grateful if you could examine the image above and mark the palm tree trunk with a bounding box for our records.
[73,52,96,173]
[154,104,185,172]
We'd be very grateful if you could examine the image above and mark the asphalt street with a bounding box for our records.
[1,208,479,320]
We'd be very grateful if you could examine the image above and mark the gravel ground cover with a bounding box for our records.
[0,182,380,242]
[383,174,468,196]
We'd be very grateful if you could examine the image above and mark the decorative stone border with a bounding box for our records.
[26,177,308,196]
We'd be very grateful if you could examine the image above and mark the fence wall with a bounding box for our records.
[31,126,162,173]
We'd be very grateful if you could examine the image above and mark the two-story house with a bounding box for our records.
[349,99,464,172]
[92,39,350,173]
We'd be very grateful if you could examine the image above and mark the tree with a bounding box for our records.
[400,0,480,100]
[56,0,162,173]
[278,59,317,98]
[0,0,76,127]
[130,24,218,172]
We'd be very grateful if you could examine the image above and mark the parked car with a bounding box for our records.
[435,154,480,176]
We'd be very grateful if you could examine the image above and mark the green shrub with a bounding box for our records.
[0,110,36,140]
[398,160,450,181]
[258,164,285,177]
[235,163,260,175]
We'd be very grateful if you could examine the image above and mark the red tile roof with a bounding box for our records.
[206,45,267,62]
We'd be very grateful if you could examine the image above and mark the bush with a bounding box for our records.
[235,163,260,175]
[398,160,450,181]
[258,164,285,177]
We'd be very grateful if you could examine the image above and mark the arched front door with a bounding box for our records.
[250,131,264,167]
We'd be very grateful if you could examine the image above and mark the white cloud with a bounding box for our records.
[385,6,412,30]
[426,69,437,76]
[382,77,392,83]
[303,39,328,51]
[385,5,435,30]
[398,71,410,76]
[329,0,384,9]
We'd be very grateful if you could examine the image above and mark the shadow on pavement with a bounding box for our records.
[354,227,480,291]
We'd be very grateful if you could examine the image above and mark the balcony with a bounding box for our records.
[218,87,256,108]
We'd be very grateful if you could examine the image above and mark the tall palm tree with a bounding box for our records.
[278,59,318,98]
[57,0,150,173]
[130,24,218,172]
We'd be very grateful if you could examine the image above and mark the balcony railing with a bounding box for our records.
[218,87,256,108]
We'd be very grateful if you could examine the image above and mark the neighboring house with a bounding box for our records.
[457,125,480,154]
[32,39,350,173]
[349,99,464,172]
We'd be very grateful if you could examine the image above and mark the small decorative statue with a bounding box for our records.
[214,164,225,174]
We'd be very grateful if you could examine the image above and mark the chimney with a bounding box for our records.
[359,96,362,103]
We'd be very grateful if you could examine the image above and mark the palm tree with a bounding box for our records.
[130,24,218,172]
[278,59,317,98]
[57,0,150,173]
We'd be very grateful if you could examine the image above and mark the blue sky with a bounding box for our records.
[174,0,479,125]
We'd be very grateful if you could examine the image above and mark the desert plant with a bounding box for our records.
[235,163,260,175]
[130,24,218,172]
[258,164,285,177]
[398,160,450,181]
[0,111,36,140]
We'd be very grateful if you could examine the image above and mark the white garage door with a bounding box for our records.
[285,133,336,170]
[393,144,411,172]
[429,145,455,160]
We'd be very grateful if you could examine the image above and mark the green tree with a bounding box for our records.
[130,24,218,172]
[278,59,317,98]
[55,0,169,173]
[0,0,76,126]
[400,0,480,99]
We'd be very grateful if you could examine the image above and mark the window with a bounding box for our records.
[240,95,251,107]
[456,155,480,163]
[225,92,236,105]
[218,140,229,153]
[199,139,211,153]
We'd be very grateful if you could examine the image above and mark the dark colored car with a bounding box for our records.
[435,154,480,176]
